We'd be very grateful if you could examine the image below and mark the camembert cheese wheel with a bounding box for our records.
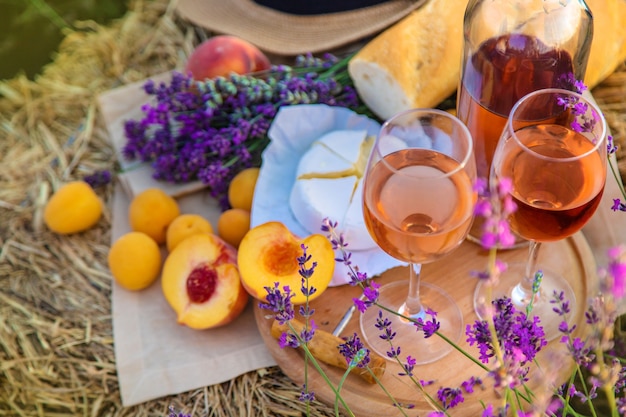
[289,130,377,250]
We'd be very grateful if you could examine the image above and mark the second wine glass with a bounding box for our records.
[474,88,607,340]
[361,109,477,364]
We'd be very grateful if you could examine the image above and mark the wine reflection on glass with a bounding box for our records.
[474,88,608,340]
[360,109,477,364]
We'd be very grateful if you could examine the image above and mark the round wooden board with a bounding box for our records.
[254,233,597,416]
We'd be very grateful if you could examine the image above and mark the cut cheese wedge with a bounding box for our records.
[289,129,380,250]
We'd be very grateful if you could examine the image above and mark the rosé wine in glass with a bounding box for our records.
[363,149,475,263]
[475,88,607,340]
[503,125,605,241]
[359,109,476,364]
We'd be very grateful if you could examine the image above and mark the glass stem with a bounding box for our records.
[400,263,425,320]
[512,241,542,306]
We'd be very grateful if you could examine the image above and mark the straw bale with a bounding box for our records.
[0,0,625,415]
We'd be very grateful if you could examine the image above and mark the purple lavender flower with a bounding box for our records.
[83,170,112,188]
[474,177,517,250]
[550,289,570,316]
[299,386,315,403]
[556,88,600,137]
[297,244,318,299]
[436,386,464,409]
[259,282,295,324]
[608,135,618,154]
[398,355,416,377]
[261,244,322,353]
[338,333,371,368]
[575,379,599,404]
[374,311,395,342]
[122,54,366,208]
[557,72,587,94]
[466,297,547,369]
[612,198,626,212]
[299,320,317,344]
[279,331,300,349]
[563,336,592,366]
[414,308,440,338]
[359,281,380,310]
[607,245,626,299]
[461,376,483,394]
[481,404,495,417]
[321,217,376,310]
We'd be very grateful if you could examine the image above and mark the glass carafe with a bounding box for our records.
[457,0,593,244]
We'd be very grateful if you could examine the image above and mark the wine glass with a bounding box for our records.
[474,88,607,340]
[360,108,477,364]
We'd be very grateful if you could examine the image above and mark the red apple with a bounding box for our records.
[185,35,271,80]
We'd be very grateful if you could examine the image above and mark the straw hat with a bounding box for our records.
[176,0,427,55]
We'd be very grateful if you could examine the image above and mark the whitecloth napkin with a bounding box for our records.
[98,74,276,407]
[109,186,276,406]
[98,72,626,406]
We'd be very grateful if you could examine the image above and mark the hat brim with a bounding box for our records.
[176,0,427,55]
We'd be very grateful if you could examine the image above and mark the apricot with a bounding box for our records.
[44,181,103,234]
[237,221,335,304]
[108,232,162,291]
[228,167,260,211]
[185,35,271,80]
[166,213,214,252]
[217,208,251,248]
[128,188,180,244]
[161,233,248,329]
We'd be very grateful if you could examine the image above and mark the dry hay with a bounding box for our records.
[1,0,625,416]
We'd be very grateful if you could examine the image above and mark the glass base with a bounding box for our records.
[359,281,463,365]
[474,262,577,341]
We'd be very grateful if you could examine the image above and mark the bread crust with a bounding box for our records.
[348,0,465,120]
[585,0,626,88]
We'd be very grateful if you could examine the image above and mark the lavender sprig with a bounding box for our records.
[122,53,368,209]
[259,244,356,416]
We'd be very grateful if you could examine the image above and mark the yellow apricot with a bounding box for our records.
[108,232,162,291]
[166,214,214,252]
[228,167,260,211]
[44,181,103,234]
[237,221,335,304]
[217,208,251,248]
[128,188,180,244]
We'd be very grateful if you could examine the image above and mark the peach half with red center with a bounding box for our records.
[237,221,335,305]
[161,233,248,329]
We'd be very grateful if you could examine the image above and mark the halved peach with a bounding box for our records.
[161,233,248,329]
[237,221,335,305]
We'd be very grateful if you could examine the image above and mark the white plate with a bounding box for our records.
[251,104,406,286]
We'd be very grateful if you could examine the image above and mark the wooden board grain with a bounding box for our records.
[254,232,597,416]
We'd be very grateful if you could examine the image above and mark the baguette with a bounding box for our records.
[347,0,466,120]
[348,0,626,121]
